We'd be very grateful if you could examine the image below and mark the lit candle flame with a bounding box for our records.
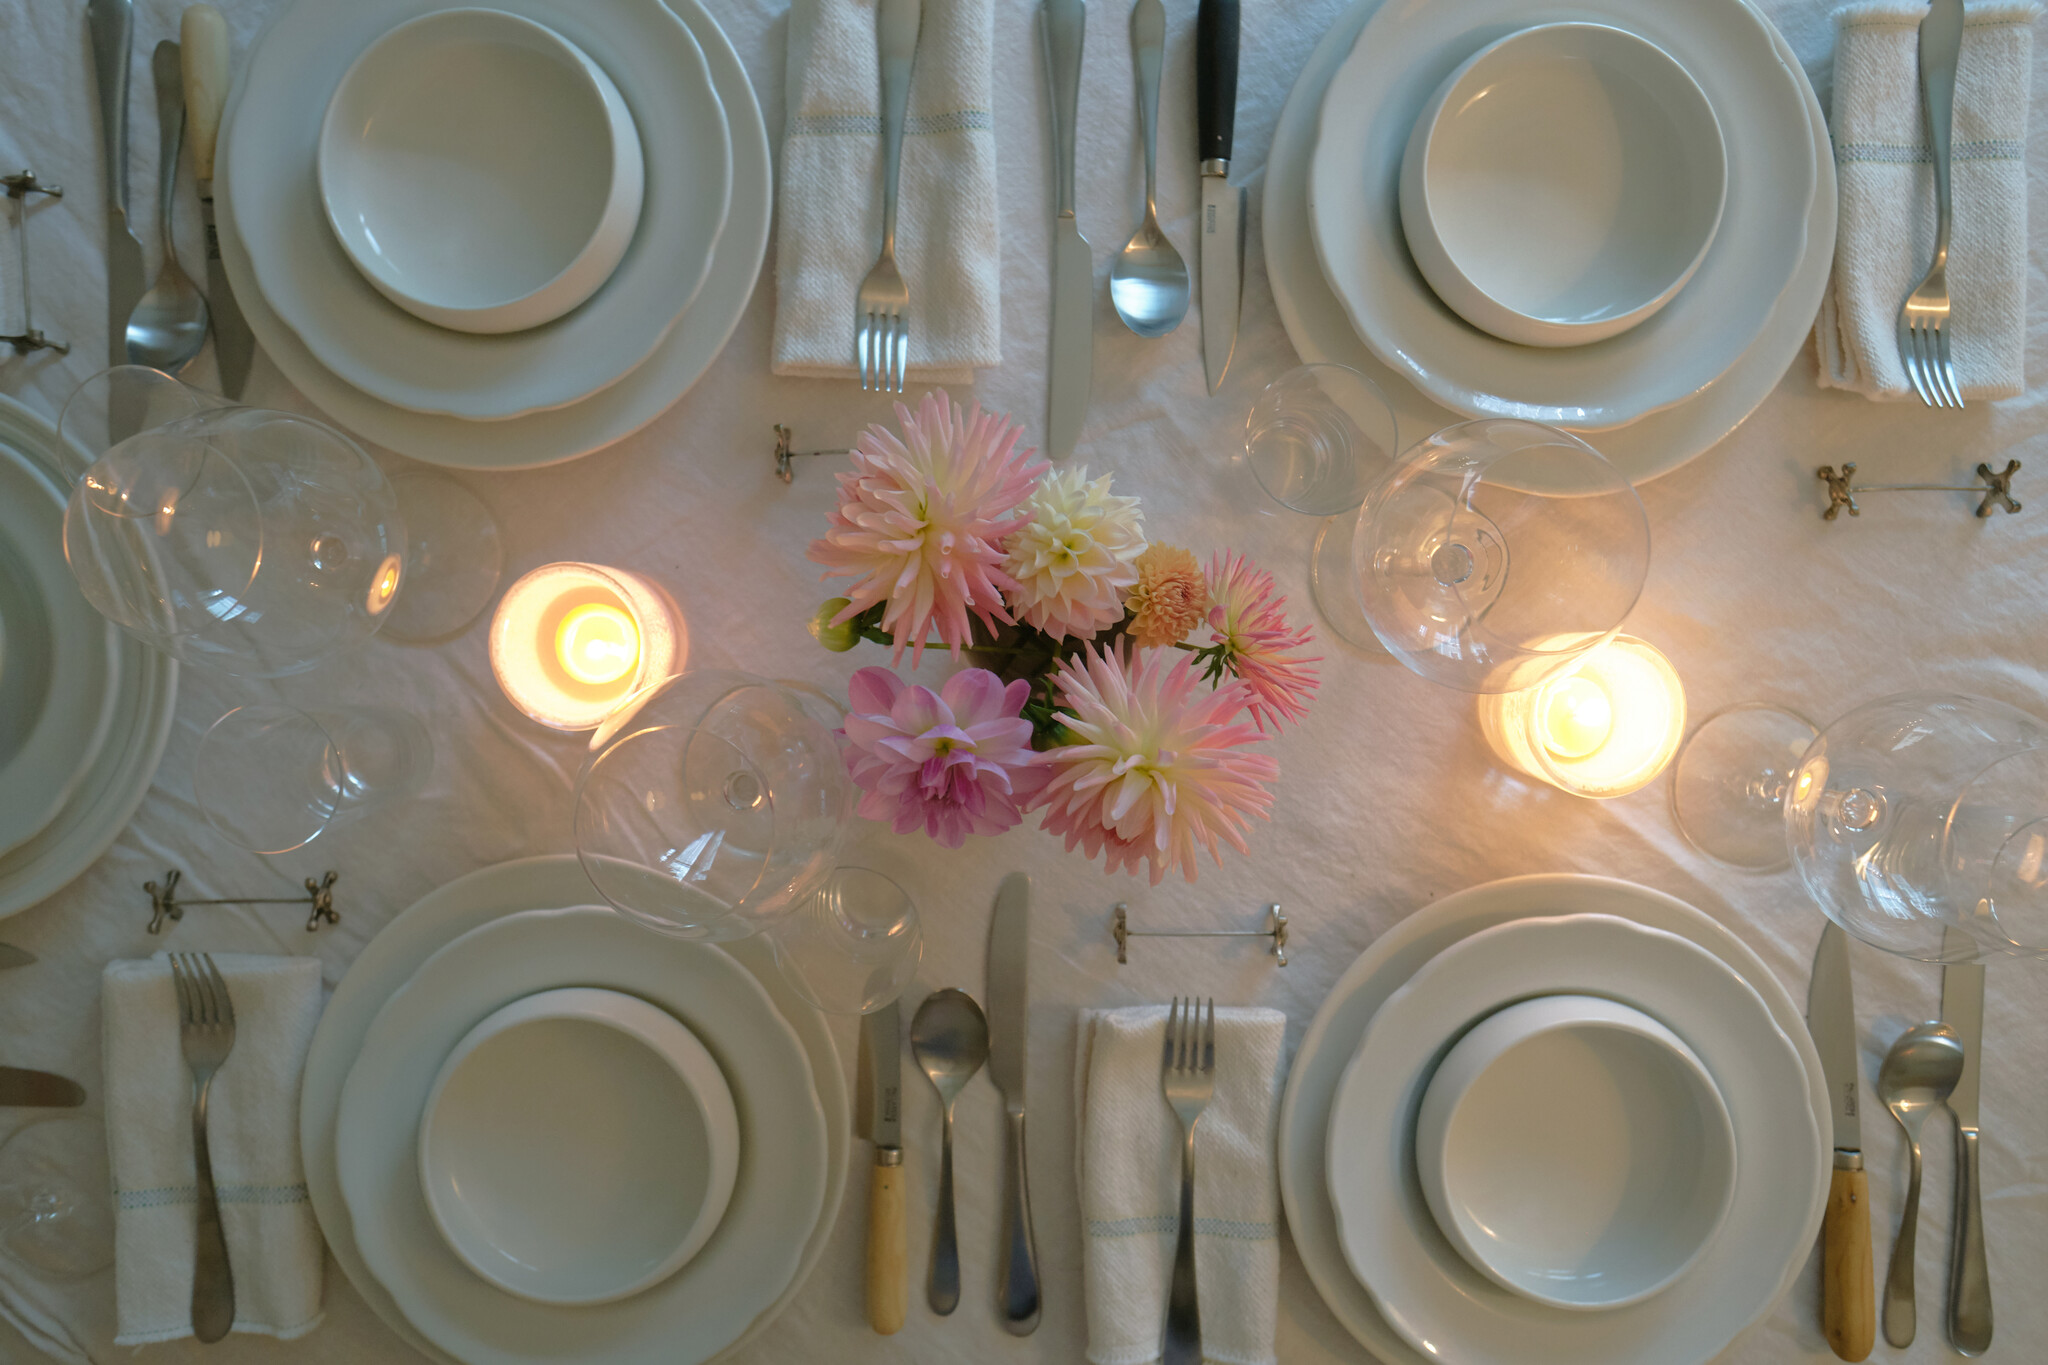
[556,602,641,686]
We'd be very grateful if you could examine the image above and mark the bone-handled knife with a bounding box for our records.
[1809,921,1875,1362]
[182,5,254,398]
[857,1001,906,1334]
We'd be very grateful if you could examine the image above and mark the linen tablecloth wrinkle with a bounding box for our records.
[1816,0,2039,398]
[773,0,1000,381]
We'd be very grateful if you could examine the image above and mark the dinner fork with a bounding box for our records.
[1897,0,1965,408]
[855,0,921,392]
[170,952,237,1343]
[1160,996,1214,1365]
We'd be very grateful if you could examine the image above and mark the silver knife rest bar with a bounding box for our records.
[1111,903,1289,965]
[3,171,69,357]
[771,425,851,484]
[144,868,340,934]
[1817,461,2021,521]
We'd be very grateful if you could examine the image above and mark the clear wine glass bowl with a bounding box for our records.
[1350,418,1649,693]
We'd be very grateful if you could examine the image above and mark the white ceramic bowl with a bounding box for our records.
[1398,23,1727,348]
[1414,994,1738,1311]
[417,986,740,1305]
[318,9,645,334]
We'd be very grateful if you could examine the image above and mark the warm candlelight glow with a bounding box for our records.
[367,554,403,616]
[556,603,640,686]
[489,563,685,731]
[1478,635,1685,798]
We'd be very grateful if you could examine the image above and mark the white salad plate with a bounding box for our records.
[302,859,845,1365]
[1270,0,1835,490]
[1311,0,1814,431]
[0,396,175,919]
[1325,914,1822,1364]
[1277,875,1830,1365]
[0,441,117,858]
[216,0,768,467]
[226,0,731,422]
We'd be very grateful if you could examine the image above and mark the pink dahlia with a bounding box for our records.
[808,392,1048,664]
[842,666,1050,848]
[1204,552,1321,731]
[1030,646,1279,884]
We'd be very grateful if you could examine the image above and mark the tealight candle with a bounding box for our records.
[488,563,684,731]
[1478,635,1685,799]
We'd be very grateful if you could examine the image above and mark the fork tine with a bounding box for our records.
[1902,325,1930,406]
[191,954,219,1025]
[1163,997,1180,1072]
[1202,998,1215,1074]
[1177,996,1191,1072]
[857,314,872,392]
[201,954,234,1026]
[1935,325,1962,408]
[169,953,193,1022]
[894,311,908,393]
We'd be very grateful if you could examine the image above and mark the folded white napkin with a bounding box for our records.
[1074,1006,1285,1365]
[1816,1,2039,399]
[773,0,1000,382]
[101,954,325,1345]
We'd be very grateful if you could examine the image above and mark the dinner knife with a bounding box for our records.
[182,5,254,399]
[0,1067,86,1108]
[1808,921,1875,1362]
[1042,0,1090,461]
[987,872,1040,1334]
[1940,927,1991,1355]
[88,0,148,373]
[1196,0,1245,394]
[0,945,36,971]
[856,1001,906,1335]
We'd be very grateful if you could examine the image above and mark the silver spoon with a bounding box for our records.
[1109,0,1189,337]
[1878,1021,1967,1349]
[909,987,989,1317]
[126,41,209,373]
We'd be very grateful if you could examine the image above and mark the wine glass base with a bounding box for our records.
[1671,703,1819,872]
[1309,516,1384,654]
[381,471,504,644]
[0,1117,114,1278]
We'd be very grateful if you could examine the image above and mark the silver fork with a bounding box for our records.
[170,952,237,1343]
[1160,996,1215,1365]
[855,0,921,392]
[1897,0,1965,408]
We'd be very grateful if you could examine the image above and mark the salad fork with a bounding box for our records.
[856,0,921,392]
[1897,0,1964,408]
[170,952,237,1342]
[1160,996,1214,1365]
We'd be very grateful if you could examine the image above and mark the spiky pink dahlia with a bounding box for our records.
[1030,646,1278,884]
[1204,552,1321,731]
[842,666,1049,847]
[809,392,1048,664]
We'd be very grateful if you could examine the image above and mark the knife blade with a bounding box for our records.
[88,0,147,373]
[1809,920,1875,1362]
[1940,926,1991,1354]
[1196,0,1244,394]
[183,5,253,398]
[0,1067,86,1108]
[0,945,36,971]
[856,1002,906,1335]
[1042,0,1090,461]
[986,872,1040,1333]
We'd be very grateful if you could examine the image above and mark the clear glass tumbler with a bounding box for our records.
[768,868,923,1014]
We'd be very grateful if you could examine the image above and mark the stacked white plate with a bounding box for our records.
[1271,0,1837,485]
[216,0,772,469]
[0,394,177,919]
[1279,875,1830,1365]
[302,856,848,1365]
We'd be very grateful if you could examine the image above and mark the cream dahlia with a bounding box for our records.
[1030,645,1278,884]
[1203,552,1321,731]
[1124,544,1209,648]
[808,392,1047,664]
[1000,467,1146,641]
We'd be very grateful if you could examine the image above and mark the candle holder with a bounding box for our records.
[489,563,686,731]
[1478,634,1686,799]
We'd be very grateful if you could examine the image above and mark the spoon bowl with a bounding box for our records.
[1110,222,1191,338]
[1876,1021,1967,1349]
[128,41,210,374]
[910,987,989,1316]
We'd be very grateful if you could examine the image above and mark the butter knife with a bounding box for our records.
[88,0,148,373]
[1940,926,1991,1355]
[987,872,1040,1333]
[1042,0,1090,461]
[0,1067,86,1108]
[182,5,253,399]
[1196,0,1244,394]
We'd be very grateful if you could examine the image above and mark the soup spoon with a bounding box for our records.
[1877,1021,1966,1348]
[1109,0,1189,337]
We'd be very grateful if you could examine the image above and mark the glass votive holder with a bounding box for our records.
[1477,635,1686,799]
[488,563,686,731]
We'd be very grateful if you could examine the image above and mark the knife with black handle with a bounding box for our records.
[1196,0,1244,393]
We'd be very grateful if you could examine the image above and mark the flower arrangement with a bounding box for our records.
[807,392,1319,883]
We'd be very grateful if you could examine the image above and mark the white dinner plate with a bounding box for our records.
[228,0,731,421]
[0,396,175,919]
[0,442,118,858]
[1267,0,1836,488]
[1276,875,1831,1365]
[1310,0,1814,430]
[300,858,846,1365]
[337,906,827,1365]
[215,0,770,467]
[1325,913,1825,1365]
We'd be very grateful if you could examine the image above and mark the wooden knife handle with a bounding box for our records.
[180,6,228,182]
[866,1153,907,1335]
[1823,1158,1876,1362]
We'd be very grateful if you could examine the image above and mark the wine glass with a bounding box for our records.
[1344,418,1650,693]
[195,704,434,853]
[376,470,504,644]
[0,1117,114,1278]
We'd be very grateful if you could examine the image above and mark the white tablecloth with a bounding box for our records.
[2,0,2045,1362]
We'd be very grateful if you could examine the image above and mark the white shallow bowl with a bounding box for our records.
[418,986,740,1306]
[1415,993,1738,1311]
[319,8,645,334]
[1399,23,1726,348]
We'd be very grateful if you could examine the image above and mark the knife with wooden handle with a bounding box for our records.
[857,1002,906,1334]
[1809,922,1874,1361]
[181,5,254,398]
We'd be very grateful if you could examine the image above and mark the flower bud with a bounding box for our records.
[809,598,859,651]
